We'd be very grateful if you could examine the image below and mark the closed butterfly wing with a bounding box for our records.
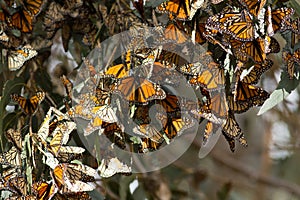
[98,157,131,178]
[139,138,162,152]
[0,146,21,167]
[8,45,38,71]
[222,111,247,149]
[91,105,118,123]
[5,129,22,151]
[6,176,27,196]
[223,133,236,152]
[283,49,300,79]
[203,121,221,144]
[61,75,73,100]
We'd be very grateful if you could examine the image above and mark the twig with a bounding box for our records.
[210,149,300,197]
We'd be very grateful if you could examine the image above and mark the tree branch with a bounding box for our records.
[210,149,300,196]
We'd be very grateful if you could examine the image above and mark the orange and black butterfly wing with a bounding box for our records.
[237,59,273,85]
[23,0,43,15]
[156,0,191,20]
[115,77,166,104]
[10,11,33,33]
[11,92,45,115]
[234,81,269,107]
[269,7,294,33]
[238,0,266,17]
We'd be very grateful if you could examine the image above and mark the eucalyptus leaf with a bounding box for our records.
[0,77,24,150]
[258,71,299,115]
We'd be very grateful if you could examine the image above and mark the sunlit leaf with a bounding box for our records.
[258,71,299,115]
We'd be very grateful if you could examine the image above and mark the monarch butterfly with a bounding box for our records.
[227,95,250,114]
[115,76,166,104]
[139,138,162,152]
[189,61,225,91]
[207,9,255,41]
[55,146,85,163]
[238,0,266,17]
[47,122,72,150]
[290,17,300,34]
[157,113,195,139]
[149,62,180,85]
[68,104,93,120]
[4,176,27,197]
[282,49,300,79]
[100,122,126,149]
[223,132,236,152]
[0,0,43,32]
[133,123,164,143]
[95,75,117,106]
[193,92,229,124]
[52,163,96,192]
[38,107,72,140]
[234,80,269,107]
[236,59,273,84]
[105,50,132,79]
[11,91,45,115]
[8,45,38,71]
[222,111,247,152]
[157,50,187,68]
[5,129,22,152]
[234,37,266,63]
[155,94,180,113]
[179,51,215,75]
[266,7,294,34]
[203,121,221,144]
[47,123,84,162]
[164,22,189,44]
[84,116,103,136]
[98,157,132,178]
[156,0,191,20]
[32,181,57,200]
[0,146,21,167]
[91,105,118,123]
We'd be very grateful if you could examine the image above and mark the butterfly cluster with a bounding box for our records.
[1,0,300,198]
[0,107,98,199]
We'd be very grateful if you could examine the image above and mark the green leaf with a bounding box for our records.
[258,71,299,115]
[257,89,289,115]
[0,77,24,150]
